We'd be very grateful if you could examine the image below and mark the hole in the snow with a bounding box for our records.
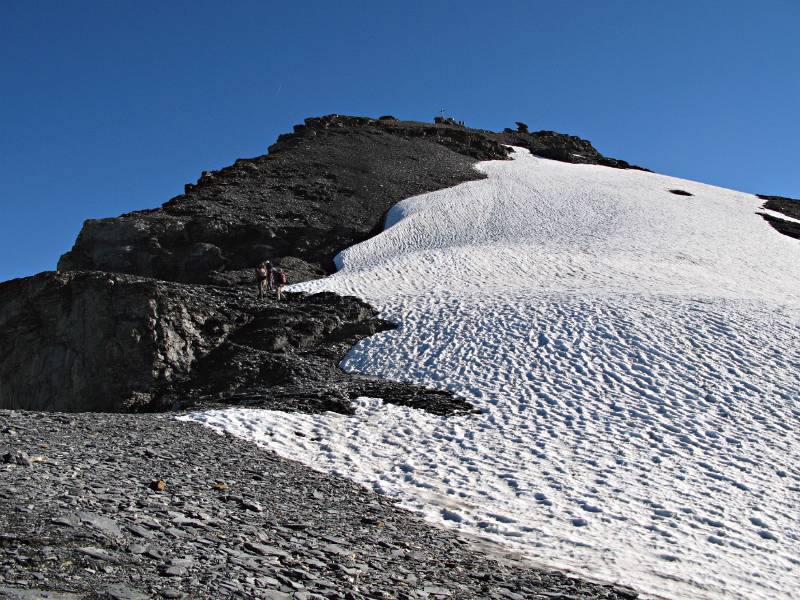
[668,189,693,197]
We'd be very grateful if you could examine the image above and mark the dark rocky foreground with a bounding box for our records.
[0,410,638,600]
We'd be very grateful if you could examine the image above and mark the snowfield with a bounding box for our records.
[182,148,800,600]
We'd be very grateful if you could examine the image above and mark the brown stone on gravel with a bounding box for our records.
[211,481,229,491]
[149,479,166,492]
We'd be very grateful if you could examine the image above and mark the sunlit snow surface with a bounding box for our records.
[182,149,800,600]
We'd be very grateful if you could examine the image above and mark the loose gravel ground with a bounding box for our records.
[0,410,638,600]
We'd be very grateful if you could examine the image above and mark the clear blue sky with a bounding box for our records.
[1,1,798,282]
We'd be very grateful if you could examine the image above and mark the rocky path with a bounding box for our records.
[0,410,638,600]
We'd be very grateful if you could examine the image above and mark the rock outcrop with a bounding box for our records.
[757,194,800,240]
[0,271,246,412]
[495,127,650,171]
[0,271,471,415]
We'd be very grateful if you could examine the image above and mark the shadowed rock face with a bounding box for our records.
[0,272,248,412]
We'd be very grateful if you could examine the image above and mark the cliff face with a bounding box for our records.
[0,271,248,412]
[2,115,644,413]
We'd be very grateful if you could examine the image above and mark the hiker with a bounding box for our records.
[274,268,287,301]
[255,261,270,298]
[265,260,274,290]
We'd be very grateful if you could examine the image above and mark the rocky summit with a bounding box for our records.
[55,115,648,285]
[0,114,661,599]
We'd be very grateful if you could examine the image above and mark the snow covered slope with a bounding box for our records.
[184,148,800,600]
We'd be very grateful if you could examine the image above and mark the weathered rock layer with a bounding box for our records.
[0,271,243,412]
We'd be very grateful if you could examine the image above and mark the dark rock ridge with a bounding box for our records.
[58,114,645,285]
[0,271,470,415]
[57,118,495,285]
[493,128,650,172]
[757,194,800,240]
[0,410,638,599]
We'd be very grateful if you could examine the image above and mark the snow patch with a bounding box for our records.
[182,148,800,600]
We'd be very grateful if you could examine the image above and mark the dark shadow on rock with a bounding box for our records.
[167,291,474,416]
